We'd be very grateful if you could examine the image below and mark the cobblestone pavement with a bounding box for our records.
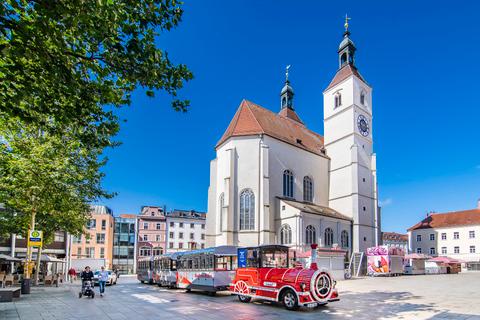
[1,273,479,320]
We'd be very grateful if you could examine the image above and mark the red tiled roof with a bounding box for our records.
[278,107,305,126]
[216,100,327,157]
[382,232,408,241]
[324,65,371,92]
[407,209,480,231]
[119,214,136,218]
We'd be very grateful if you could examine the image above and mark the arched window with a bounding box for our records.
[303,176,313,202]
[152,247,163,256]
[334,93,342,108]
[324,228,334,247]
[139,246,151,257]
[281,224,292,245]
[240,189,255,230]
[283,170,294,198]
[219,193,224,232]
[306,225,316,244]
[341,230,349,248]
[360,91,365,105]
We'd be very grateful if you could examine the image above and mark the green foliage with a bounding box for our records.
[0,0,194,149]
[0,117,113,244]
[0,0,193,244]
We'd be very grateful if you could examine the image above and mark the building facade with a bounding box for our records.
[113,214,137,274]
[382,232,408,252]
[70,205,115,269]
[407,200,480,270]
[137,206,167,258]
[205,27,379,254]
[166,210,206,252]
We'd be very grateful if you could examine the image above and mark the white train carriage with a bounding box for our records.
[137,256,154,284]
[176,246,238,296]
[153,252,180,288]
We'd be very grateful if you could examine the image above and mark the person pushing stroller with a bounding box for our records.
[79,266,95,298]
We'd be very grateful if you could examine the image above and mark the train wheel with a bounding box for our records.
[238,295,251,303]
[186,289,191,293]
[141,280,144,283]
[282,289,300,311]
[207,291,216,297]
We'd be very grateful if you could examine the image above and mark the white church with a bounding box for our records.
[205,28,381,254]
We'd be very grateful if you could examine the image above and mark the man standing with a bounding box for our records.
[98,266,108,297]
[68,267,76,283]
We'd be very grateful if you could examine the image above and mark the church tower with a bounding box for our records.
[323,21,380,253]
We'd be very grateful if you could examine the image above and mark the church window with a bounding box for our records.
[360,92,365,105]
[341,230,349,248]
[219,193,224,232]
[306,225,316,244]
[324,227,333,247]
[334,93,342,108]
[280,224,292,245]
[283,170,294,198]
[240,189,255,231]
[303,176,313,202]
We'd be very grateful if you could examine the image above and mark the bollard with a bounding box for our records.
[56,274,59,287]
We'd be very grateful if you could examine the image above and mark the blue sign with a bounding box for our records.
[238,249,246,268]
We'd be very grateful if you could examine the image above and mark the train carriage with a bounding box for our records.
[230,244,339,311]
[153,252,180,288]
[137,256,154,284]
[176,246,238,296]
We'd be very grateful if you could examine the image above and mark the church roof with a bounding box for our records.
[278,197,353,222]
[324,64,371,92]
[216,100,326,157]
[407,208,480,231]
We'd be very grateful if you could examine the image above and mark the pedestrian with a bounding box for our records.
[98,266,108,297]
[68,267,76,283]
[115,268,120,279]
[81,266,94,291]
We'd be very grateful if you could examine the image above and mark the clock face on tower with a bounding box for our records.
[357,115,369,137]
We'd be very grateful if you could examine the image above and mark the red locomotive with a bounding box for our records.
[230,244,339,311]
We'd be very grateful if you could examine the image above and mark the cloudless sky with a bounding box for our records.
[97,0,480,235]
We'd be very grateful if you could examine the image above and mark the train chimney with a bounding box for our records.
[310,243,318,269]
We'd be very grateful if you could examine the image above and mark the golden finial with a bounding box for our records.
[286,65,291,81]
[344,14,351,31]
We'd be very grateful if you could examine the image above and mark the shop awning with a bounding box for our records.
[0,254,22,262]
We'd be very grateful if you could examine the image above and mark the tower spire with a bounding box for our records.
[338,15,357,70]
[280,65,294,110]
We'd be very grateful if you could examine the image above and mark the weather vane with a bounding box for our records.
[344,14,351,31]
[286,65,291,81]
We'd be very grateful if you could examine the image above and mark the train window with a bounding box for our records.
[187,259,193,269]
[207,256,214,270]
[261,247,288,268]
[193,257,199,269]
[246,249,260,268]
[231,256,238,270]
[200,256,206,269]
[171,260,177,271]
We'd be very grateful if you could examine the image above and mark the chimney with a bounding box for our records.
[478,199,480,210]
[425,211,429,218]
[430,211,436,215]
[310,243,318,269]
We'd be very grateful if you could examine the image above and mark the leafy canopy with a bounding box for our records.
[0,0,194,149]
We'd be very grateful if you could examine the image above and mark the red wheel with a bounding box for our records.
[234,281,249,295]
[235,281,251,303]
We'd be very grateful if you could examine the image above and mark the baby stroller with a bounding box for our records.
[79,280,95,298]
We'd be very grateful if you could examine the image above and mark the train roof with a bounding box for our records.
[178,245,238,257]
[238,244,291,250]
[153,252,181,260]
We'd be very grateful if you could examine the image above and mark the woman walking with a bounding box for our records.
[98,266,108,297]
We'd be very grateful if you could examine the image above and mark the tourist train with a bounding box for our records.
[137,244,339,311]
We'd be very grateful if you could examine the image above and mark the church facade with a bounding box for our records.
[205,29,381,254]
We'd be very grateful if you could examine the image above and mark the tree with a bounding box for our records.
[0,0,194,149]
[0,117,114,243]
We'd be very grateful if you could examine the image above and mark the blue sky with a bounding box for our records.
[98,1,480,234]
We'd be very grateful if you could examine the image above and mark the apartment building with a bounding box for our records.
[113,214,137,274]
[137,206,167,258]
[166,210,206,253]
[407,199,480,271]
[70,205,115,269]
[382,232,408,252]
